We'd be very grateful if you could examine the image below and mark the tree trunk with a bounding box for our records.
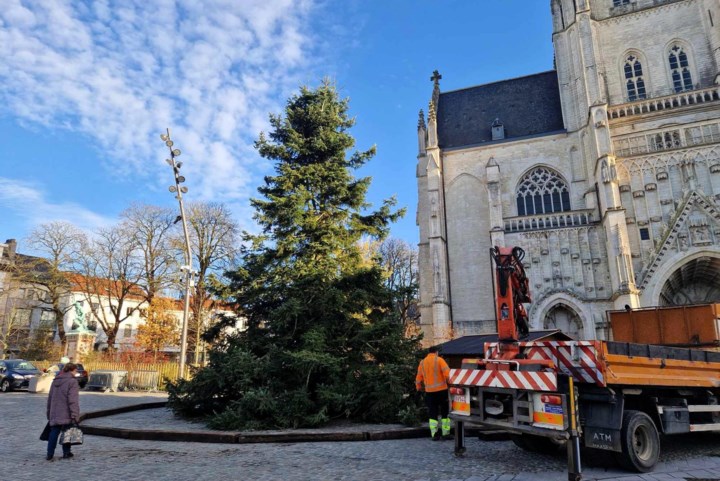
[193,327,201,364]
[53,305,66,346]
[106,330,117,351]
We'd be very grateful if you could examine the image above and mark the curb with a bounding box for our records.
[79,401,431,444]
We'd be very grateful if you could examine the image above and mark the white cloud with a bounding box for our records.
[0,0,322,206]
[0,177,115,233]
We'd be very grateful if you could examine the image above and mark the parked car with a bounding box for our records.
[0,359,42,392]
[47,363,89,388]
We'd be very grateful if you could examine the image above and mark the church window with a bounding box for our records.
[516,168,571,216]
[624,55,646,101]
[652,130,682,151]
[639,228,650,240]
[668,45,693,92]
[686,123,720,146]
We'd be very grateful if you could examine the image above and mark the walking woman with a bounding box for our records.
[46,363,80,460]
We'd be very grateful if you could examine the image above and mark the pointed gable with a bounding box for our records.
[639,191,720,289]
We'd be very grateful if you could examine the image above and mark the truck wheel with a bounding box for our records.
[511,434,563,454]
[615,410,660,472]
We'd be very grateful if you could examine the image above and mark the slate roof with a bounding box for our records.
[436,71,565,149]
[435,329,573,357]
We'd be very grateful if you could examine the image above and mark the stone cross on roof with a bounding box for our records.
[430,70,442,86]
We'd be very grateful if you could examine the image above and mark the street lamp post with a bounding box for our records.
[160,128,193,379]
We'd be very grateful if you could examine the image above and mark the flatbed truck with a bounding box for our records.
[449,247,720,476]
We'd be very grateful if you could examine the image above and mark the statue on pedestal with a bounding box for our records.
[65,301,97,362]
[71,301,90,332]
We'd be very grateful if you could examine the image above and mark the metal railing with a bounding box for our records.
[32,360,187,388]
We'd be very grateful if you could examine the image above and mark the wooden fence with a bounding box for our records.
[31,360,189,389]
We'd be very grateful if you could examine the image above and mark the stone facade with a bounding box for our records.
[416,0,720,345]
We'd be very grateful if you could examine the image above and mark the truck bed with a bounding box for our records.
[603,341,720,388]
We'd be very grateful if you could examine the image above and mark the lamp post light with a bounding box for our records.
[160,128,193,379]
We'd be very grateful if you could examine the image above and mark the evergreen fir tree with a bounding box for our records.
[168,80,423,429]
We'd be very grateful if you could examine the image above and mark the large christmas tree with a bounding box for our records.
[168,81,422,429]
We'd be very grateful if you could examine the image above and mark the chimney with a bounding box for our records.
[5,239,17,260]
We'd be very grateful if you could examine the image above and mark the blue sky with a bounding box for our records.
[0,0,554,250]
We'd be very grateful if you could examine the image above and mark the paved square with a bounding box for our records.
[3,392,719,481]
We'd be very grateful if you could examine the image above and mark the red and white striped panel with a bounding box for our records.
[524,341,605,386]
[450,368,558,391]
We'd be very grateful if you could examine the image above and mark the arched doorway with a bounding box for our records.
[543,304,582,339]
[659,256,720,305]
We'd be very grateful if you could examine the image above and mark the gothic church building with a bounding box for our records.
[416,0,720,344]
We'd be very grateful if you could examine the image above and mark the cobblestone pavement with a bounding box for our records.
[2,391,719,481]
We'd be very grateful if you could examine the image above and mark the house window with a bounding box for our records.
[613,0,631,5]
[639,228,650,240]
[124,324,133,338]
[125,307,134,317]
[668,45,693,92]
[13,308,32,326]
[516,167,571,216]
[624,55,646,101]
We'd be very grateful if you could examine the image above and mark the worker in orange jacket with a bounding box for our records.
[415,345,451,440]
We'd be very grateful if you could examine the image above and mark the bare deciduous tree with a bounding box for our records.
[0,274,28,356]
[23,222,86,345]
[183,202,238,364]
[75,226,144,349]
[120,204,178,304]
[378,238,419,330]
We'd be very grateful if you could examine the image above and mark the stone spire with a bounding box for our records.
[428,100,436,122]
[417,109,427,154]
[427,100,438,149]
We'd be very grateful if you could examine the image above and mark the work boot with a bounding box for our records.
[441,417,452,440]
[428,418,439,440]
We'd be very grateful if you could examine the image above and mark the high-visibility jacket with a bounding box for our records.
[415,353,450,393]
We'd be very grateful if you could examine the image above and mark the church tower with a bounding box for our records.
[417,0,720,344]
[552,0,641,310]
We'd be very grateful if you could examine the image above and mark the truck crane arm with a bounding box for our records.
[491,246,531,343]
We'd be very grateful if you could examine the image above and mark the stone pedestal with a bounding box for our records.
[64,331,96,363]
[29,374,54,393]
